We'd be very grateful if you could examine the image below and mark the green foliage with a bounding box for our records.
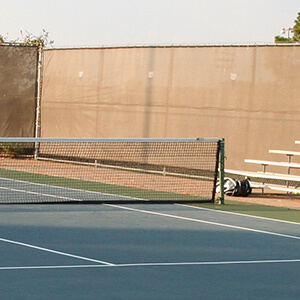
[293,12,300,42]
[0,29,54,47]
[0,34,6,43]
[274,35,293,43]
[18,29,54,47]
[275,12,300,44]
[1,144,23,158]
[0,144,34,158]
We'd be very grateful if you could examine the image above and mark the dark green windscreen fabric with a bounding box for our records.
[0,45,38,137]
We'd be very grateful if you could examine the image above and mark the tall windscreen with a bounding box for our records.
[0,45,38,137]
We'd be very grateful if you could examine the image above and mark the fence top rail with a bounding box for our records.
[244,159,300,169]
[269,150,300,156]
[0,137,222,143]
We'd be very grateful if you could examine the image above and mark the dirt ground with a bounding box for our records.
[227,191,300,210]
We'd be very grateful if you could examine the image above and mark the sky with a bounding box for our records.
[0,0,299,47]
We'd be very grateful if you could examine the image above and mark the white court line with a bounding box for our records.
[106,204,300,241]
[1,258,300,271]
[0,186,83,202]
[0,177,143,201]
[2,175,298,225]
[178,204,300,226]
[0,237,115,266]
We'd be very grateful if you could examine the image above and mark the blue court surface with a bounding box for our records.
[0,203,299,299]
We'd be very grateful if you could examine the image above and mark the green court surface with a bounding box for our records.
[197,200,300,223]
[0,203,299,300]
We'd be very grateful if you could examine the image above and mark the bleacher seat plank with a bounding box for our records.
[250,182,300,193]
[225,169,300,182]
[269,150,300,156]
[244,159,300,169]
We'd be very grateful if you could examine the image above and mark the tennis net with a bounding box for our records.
[0,138,224,204]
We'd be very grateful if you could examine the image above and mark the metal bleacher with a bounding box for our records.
[225,141,300,194]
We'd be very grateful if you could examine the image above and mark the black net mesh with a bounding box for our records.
[0,138,221,204]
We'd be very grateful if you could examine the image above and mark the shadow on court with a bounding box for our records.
[0,204,299,299]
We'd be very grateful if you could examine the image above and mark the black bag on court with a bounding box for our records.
[222,177,252,197]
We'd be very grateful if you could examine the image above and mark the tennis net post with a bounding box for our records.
[218,139,225,205]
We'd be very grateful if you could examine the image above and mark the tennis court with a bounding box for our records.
[0,138,299,299]
[0,199,299,299]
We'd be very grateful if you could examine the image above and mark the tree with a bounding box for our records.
[274,34,293,43]
[293,12,300,42]
[275,12,300,43]
[0,30,54,47]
